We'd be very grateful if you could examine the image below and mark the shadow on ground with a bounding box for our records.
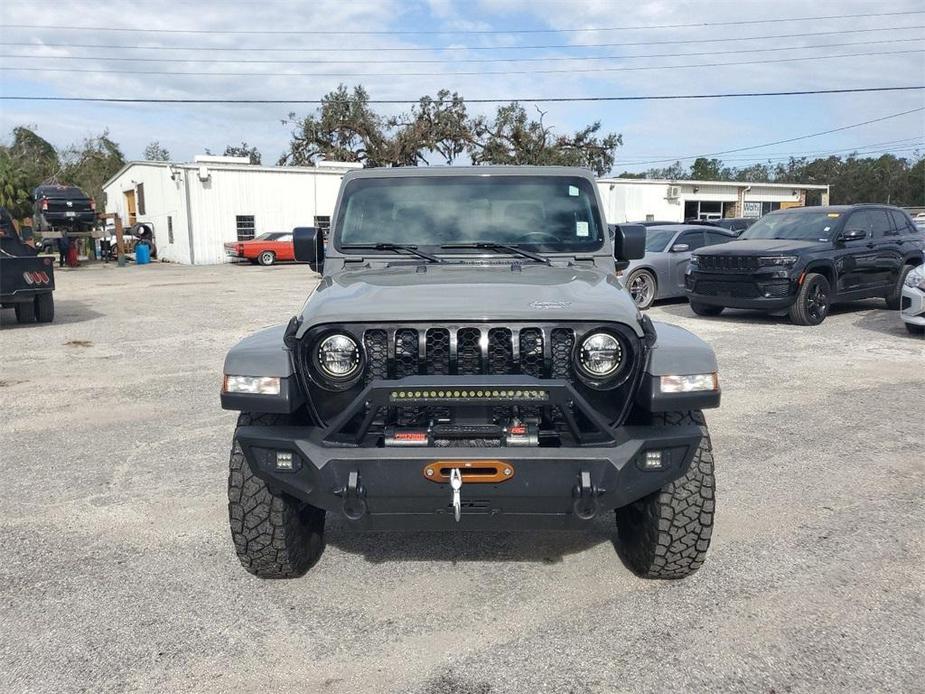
[324,514,619,565]
[0,300,104,329]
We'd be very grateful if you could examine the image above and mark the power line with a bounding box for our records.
[619,108,925,166]
[627,136,925,161]
[2,86,922,105]
[6,37,920,66]
[5,10,923,35]
[677,143,925,165]
[7,25,920,54]
[3,47,921,77]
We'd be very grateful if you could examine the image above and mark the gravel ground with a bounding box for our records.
[1,261,923,694]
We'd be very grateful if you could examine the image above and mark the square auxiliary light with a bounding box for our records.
[274,451,294,471]
[643,450,663,470]
[389,389,549,402]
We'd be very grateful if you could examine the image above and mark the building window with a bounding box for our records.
[314,215,331,242]
[136,183,146,215]
[236,215,255,241]
[167,216,174,244]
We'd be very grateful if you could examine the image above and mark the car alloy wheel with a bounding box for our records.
[628,270,656,309]
[805,281,828,323]
[258,251,275,266]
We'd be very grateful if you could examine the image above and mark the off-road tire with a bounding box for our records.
[886,264,914,310]
[689,301,724,317]
[257,251,276,267]
[615,410,715,579]
[14,301,36,324]
[34,293,54,323]
[789,272,830,326]
[228,412,325,578]
[627,269,657,310]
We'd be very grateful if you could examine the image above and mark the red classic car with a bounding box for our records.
[224,232,295,266]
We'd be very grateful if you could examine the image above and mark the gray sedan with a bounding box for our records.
[623,224,737,309]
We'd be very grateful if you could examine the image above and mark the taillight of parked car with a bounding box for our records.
[40,198,49,211]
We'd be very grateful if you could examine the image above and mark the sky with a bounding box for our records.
[1,0,924,174]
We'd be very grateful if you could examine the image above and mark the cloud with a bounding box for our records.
[1,0,923,170]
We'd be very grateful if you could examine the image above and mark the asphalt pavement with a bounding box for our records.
[1,261,922,693]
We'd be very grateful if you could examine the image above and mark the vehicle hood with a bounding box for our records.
[298,262,642,334]
[695,239,829,255]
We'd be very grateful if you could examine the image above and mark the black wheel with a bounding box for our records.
[906,322,924,336]
[228,412,324,578]
[14,301,36,324]
[789,273,830,326]
[615,410,715,579]
[627,269,657,310]
[34,293,54,323]
[689,301,724,317]
[886,265,914,310]
[257,251,276,266]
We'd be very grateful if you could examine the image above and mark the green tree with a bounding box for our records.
[7,125,60,190]
[468,104,621,176]
[0,150,32,218]
[224,142,262,165]
[144,141,170,161]
[281,84,622,173]
[689,157,729,181]
[60,130,125,207]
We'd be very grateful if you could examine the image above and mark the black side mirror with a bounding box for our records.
[613,224,646,270]
[293,226,324,272]
[838,228,867,243]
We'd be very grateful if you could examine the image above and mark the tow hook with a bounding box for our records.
[572,471,600,520]
[450,468,463,522]
[340,470,367,521]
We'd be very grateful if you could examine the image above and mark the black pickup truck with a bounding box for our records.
[33,184,96,233]
[1,207,55,324]
[685,204,925,325]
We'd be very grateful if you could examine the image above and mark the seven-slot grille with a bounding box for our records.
[358,326,577,383]
[696,255,760,272]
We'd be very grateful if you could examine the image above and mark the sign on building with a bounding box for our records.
[742,201,762,218]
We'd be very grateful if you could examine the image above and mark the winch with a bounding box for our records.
[384,419,539,447]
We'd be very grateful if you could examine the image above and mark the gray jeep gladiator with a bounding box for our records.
[221,167,720,580]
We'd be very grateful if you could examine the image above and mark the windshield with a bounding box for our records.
[739,211,841,241]
[336,175,603,253]
[255,232,286,241]
[645,229,675,252]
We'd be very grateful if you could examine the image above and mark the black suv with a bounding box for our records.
[33,184,96,233]
[685,205,924,325]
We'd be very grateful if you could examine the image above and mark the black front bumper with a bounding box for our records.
[234,419,705,530]
[685,270,797,310]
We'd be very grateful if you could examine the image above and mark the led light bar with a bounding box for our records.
[389,388,549,403]
[223,375,281,395]
[659,373,718,394]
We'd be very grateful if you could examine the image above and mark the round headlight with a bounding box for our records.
[316,334,360,379]
[578,332,623,378]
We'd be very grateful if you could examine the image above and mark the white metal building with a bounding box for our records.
[102,156,360,265]
[596,178,830,224]
[104,159,831,264]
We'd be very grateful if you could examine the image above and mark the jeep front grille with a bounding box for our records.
[696,255,760,272]
[352,325,579,380]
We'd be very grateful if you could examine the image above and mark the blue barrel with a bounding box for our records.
[135,243,150,265]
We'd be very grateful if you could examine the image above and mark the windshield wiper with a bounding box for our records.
[341,243,443,263]
[440,242,551,265]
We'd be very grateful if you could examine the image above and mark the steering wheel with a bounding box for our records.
[518,232,560,244]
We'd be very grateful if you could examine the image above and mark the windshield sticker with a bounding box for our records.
[576,221,589,237]
[568,185,579,197]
